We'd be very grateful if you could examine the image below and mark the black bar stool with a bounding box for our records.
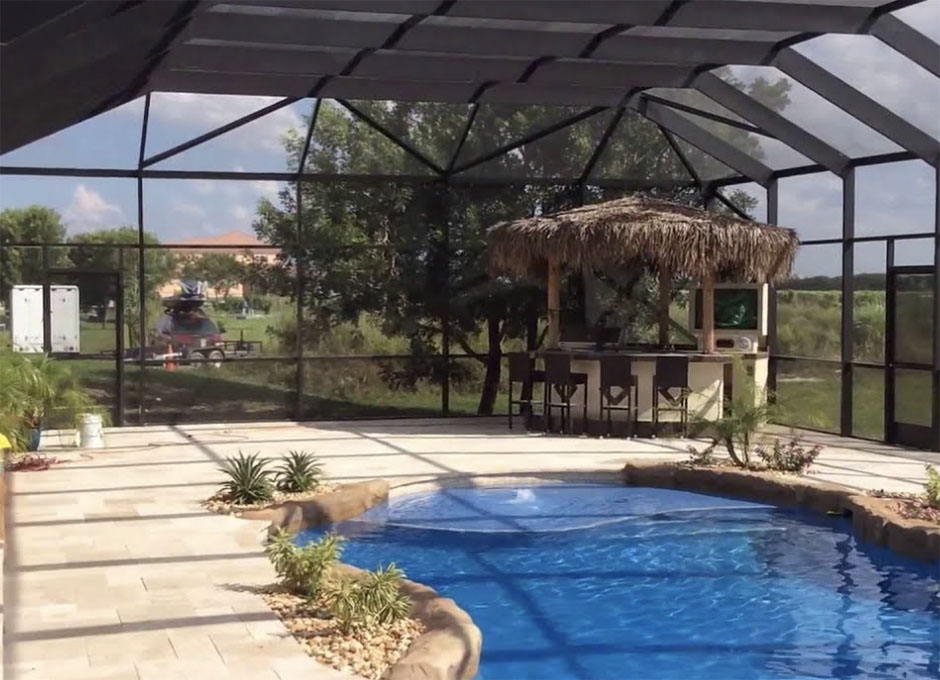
[599,355,638,437]
[652,356,692,436]
[544,353,588,434]
[507,352,545,430]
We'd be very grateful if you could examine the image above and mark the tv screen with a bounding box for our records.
[694,288,759,330]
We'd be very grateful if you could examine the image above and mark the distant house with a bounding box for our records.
[158,230,279,300]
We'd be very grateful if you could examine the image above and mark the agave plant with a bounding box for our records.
[275,450,323,493]
[218,451,273,504]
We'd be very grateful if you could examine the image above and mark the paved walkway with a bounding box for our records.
[3,418,935,679]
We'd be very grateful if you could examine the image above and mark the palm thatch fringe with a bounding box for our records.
[486,195,799,282]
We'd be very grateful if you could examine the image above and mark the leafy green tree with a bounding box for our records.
[179,253,246,297]
[66,226,177,348]
[0,206,68,292]
[253,76,789,413]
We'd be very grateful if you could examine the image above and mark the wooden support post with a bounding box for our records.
[658,267,671,347]
[547,258,561,349]
[701,273,716,353]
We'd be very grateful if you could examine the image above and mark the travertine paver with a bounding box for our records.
[3,418,936,679]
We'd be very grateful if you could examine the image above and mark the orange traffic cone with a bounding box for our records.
[165,344,177,372]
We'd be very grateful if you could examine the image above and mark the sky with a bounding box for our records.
[0,1,937,278]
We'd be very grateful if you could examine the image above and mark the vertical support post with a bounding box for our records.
[841,169,855,437]
[136,94,150,426]
[658,267,671,348]
[933,166,940,449]
[767,180,779,399]
[41,245,51,353]
[546,258,561,349]
[115,264,125,427]
[701,272,716,353]
[440,183,450,416]
[136,177,146,425]
[885,238,896,443]
[295,180,305,422]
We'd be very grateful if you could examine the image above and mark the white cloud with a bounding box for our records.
[149,93,303,151]
[251,180,281,203]
[64,185,123,232]
[169,199,205,218]
[191,179,216,195]
[230,204,251,223]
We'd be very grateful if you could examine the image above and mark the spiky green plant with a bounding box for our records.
[275,450,323,493]
[265,529,344,597]
[925,465,940,510]
[360,563,412,625]
[326,563,412,632]
[218,452,273,504]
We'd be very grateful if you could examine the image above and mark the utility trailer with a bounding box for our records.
[10,285,81,354]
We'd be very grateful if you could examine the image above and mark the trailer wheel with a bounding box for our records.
[206,349,225,368]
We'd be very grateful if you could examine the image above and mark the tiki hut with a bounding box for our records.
[485,194,799,352]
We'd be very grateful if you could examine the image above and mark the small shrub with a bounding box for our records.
[265,529,344,598]
[758,439,821,474]
[326,563,412,632]
[925,465,940,510]
[686,443,716,466]
[275,450,323,493]
[218,451,273,504]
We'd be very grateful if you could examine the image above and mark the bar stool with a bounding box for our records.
[507,352,545,430]
[599,355,638,437]
[652,356,692,436]
[544,353,588,434]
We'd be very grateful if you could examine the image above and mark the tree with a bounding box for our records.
[0,205,68,293]
[178,253,246,297]
[253,78,791,414]
[66,226,177,348]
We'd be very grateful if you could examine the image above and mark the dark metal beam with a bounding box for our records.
[660,127,702,185]
[634,99,773,185]
[335,99,445,175]
[841,168,855,436]
[870,13,940,78]
[775,47,939,166]
[451,106,608,175]
[296,98,321,176]
[141,97,299,168]
[578,108,627,183]
[695,71,851,176]
[713,189,755,221]
[444,103,479,175]
[641,93,769,136]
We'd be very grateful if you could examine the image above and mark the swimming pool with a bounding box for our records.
[297,484,940,680]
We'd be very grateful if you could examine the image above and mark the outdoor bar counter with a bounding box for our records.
[531,346,766,436]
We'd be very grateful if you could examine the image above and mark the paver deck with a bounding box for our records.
[3,418,936,679]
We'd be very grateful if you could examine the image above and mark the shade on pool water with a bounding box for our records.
[296,484,940,680]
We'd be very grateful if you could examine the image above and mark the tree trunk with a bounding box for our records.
[477,313,502,415]
[658,267,671,347]
[701,273,716,353]
[546,258,561,349]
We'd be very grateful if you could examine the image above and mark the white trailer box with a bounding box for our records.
[11,285,81,354]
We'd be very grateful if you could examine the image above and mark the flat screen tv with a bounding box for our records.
[693,287,760,331]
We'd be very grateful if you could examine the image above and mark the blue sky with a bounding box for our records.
[0,1,937,277]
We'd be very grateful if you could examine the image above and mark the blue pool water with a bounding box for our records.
[297,484,940,680]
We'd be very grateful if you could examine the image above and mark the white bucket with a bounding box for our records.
[79,414,104,449]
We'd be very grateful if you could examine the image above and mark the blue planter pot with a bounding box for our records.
[26,427,42,452]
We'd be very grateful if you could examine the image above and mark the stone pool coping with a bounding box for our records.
[622,461,940,563]
[243,480,481,680]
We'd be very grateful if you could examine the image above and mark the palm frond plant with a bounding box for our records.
[218,451,274,504]
[275,450,323,493]
[360,563,412,625]
[0,350,99,452]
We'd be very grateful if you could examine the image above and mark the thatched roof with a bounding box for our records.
[486,194,799,282]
